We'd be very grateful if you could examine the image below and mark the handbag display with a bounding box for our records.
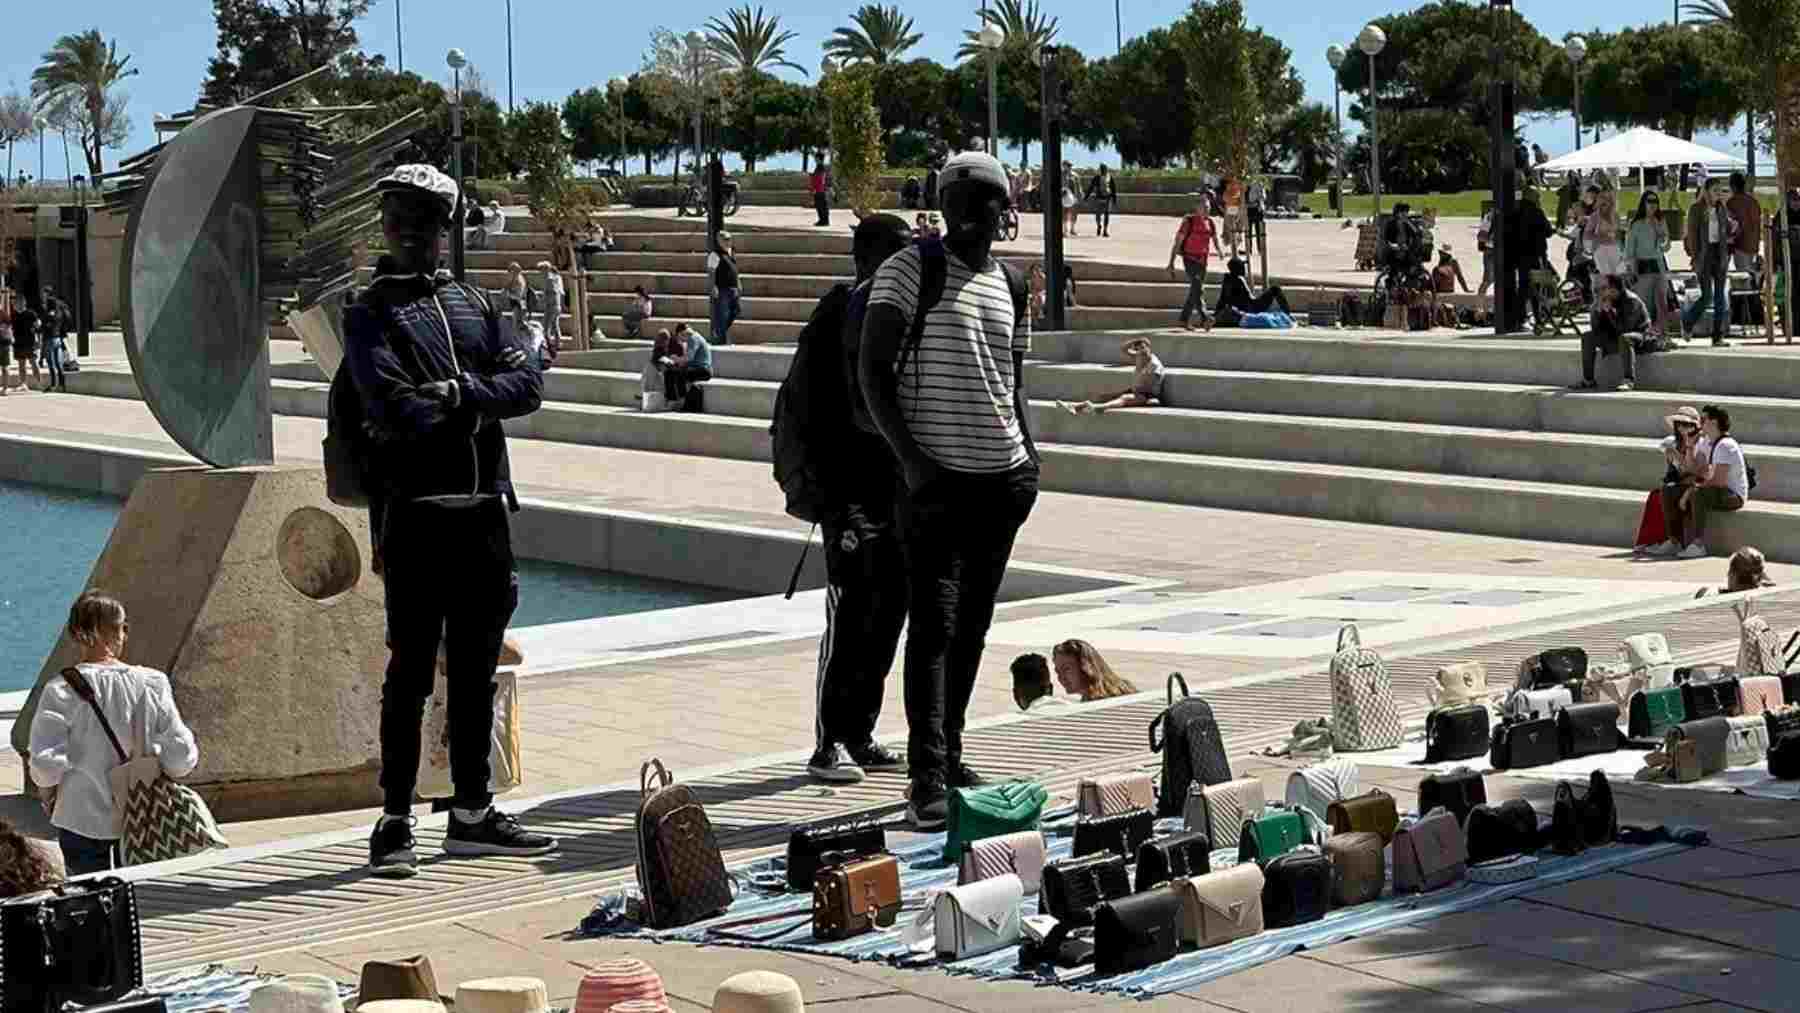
[1325,789,1399,844]
[1424,704,1491,762]
[787,820,886,892]
[1185,777,1265,848]
[1261,850,1333,928]
[1077,773,1155,819]
[1676,663,1734,684]
[1726,715,1771,767]
[1738,675,1785,717]
[1393,808,1467,893]
[635,758,733,929]
[1628,687,1687,740]
[1557,702,1621,759]
[941,780,1048,862]
[1427,661,1489,708]
[1284,757,1359,823]
[1769,731,1800,779]
[933,873,1023,961]
[1149,673,1233,818]
[1040,853,1130,927]
[1683,677,1740,721]
[1464,799,1540,864]
[958,830,1047,896]
[1092,888,1184,976]
[0,879,143,1013]
[1784,672,1800,705]
[811,853,901,941]
[1518,648,1587,690]
[1764,705,1800,742]
[1621,633,1674,686]
[1506,686,1573,721]
[1329,624,1404,751]
[1072,808,1155,861]
[1418,767,1487,827]
[1665,717,1731,780]
[1582,670,1649,708]
[1176,863,1265,948]
[1736,602,1788,676]
[1323,831,1385,907]
[1134,831,1211,893]
[1238,807,1306,865]
[1489,715,1560,770]
[1549,771,1617,854]
[57,667,228,866]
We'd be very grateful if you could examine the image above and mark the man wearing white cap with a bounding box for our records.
[346,164,558,876]
[858,150,1036,829]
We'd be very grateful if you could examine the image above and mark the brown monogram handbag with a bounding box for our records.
[634,757,733,928]
[811,853,901,941]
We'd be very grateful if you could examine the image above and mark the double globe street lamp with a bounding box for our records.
[1358,24,1387,218]
[1325,43,1346,217]
[978,23,1004,157]
[1565,35,1588,150]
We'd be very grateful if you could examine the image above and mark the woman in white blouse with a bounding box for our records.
[30,591,199,875]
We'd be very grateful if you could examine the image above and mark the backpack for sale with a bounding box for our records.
[1329,624,1403,751]
[770,284,856,524]
[634,757,732,928]
[1148,672,1231,818]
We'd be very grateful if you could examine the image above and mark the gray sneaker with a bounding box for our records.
[807,745,866,783]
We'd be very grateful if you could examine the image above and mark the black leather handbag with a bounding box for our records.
[786,820,886,891]
[1549,771,1617,855]
[1040,853,1131,927]
[1557,702,1621,758]
[1261,850,1333,929]
[1683,678,1740,721]
[1489,715,1559,770]
[1676,663,1733,684]
[1073,808,1155,861]
[1425,704,1491,762]
[0,878,143,1013]
[1782,672,1800,705]
[1521,648,1587,689]
[1464,799,1539,864]
[1764,707,1800,742]
[1133,830,1210,893]
[1770,731,1800,779]
[1092,888,1183,976]
[1418,767,1488,826]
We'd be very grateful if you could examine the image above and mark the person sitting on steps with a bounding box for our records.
[1656,405,1748,559]
[1051,639,1139,701]
[1058,337,1165,415]
[1574,274,1647,391]
[1214,256,1293,324]
[663,322,712,409]
[1012,654,1071,712]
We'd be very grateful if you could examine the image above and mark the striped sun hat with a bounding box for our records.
[606,1003,673,1013]
[574,961,666,1013]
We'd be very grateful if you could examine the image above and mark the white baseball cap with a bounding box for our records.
[376,164,460,215]
[938,151,1009,197]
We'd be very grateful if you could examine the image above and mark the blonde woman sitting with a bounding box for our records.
[1058,338,1165,415]
[1052,639,1140,701]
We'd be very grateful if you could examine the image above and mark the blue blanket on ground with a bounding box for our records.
[578,824,1686,999]
[150,966,356,1013]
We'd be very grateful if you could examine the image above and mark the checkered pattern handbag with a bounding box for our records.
[1329,625,1403,751]
[1738,607,1786,676]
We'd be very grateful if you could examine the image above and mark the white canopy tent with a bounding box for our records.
[1539,126,1745,173]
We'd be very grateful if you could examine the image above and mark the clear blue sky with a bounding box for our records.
[0,0,1747,181]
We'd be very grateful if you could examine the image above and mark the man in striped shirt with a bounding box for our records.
[858,150,1040,829]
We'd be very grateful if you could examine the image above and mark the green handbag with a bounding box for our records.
[1236,808,1304,865]
[941,780,1049,861]
[1630,686,1687,740]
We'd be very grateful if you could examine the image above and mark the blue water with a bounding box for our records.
[0,480,739,693]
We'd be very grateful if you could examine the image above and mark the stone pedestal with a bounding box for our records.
[17,465,389,820]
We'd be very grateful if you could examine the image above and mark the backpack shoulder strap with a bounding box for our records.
[60,666,130,765]
[898,245,948,377]
[997,259,1029,334]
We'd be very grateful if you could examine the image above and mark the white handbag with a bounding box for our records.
[1284,758,1359,824]
[1426,662,1488,708]
[1505,686,1572,721]
[1621,633,1675,688]
[1184,777,1265,847]
[1725,715,1770,768]
[933,873,1023,960]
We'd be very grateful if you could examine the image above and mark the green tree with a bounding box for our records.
[1178,0,1260,177]
[201,0,371,106]
[1,90,39,183]
[705,5,808,172]
[957,0,1060,61]
[642,28,727,177]
[1082,29,1195,169]
[1345,108,1489,191]
[1539,25,1742,140]
[30,29,138,176]
[1333,1,1557,127]
[1682,0,1800,177]
[825,68,884,214]
[824,5,923,66]
[1264,103,1340,187]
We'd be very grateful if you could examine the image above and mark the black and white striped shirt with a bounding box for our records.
[868,246,1030,473]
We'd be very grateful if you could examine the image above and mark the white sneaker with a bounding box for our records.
[1678,543,1708,559]
[1649,540,1680,557]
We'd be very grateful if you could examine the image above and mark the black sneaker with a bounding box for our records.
[369,815,418,879]
[807,744,866,784]
[908,778,950,831]
[848,741,905,773]
[947,762,988,789]
[443,808,558,857]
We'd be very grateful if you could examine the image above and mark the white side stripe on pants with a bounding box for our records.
[814,583,843,751]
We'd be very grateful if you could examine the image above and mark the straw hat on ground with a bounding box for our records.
[357,957,441,1007]
[575,960,667,1013]
[606,1003,672,1013]
[359,1002,445,1013]
[250,976,346,1013]
[455,979,549,1013]
[712,971,804,1013]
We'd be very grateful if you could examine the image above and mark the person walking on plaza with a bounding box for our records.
[1624,191,1672,338]
[1169,195,1224,331]
[711,232,741,344]
[1061,162,1080,237]
[40,291,69,392]
[810,162,831,227]
[0,289,14,396]
[1086,165,1117,237]
[859,150,1039,829]
[1588,187,1622,281]
[29,591,199,875]
[344,164,555,877]
[1244,177,1267,256]
[1683,180,1738,344]
[804,213,914,784]
[922,163,939,212]
[1726,170,1762,278]
[10,297,40,393]
[504,262,530,336]
[535,262,564,351]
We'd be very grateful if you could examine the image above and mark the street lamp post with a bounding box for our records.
[1565,35,1587,150]
[1326,44,1346,218]
[505,0,515,113]
[979,24,1003,158]
[71,173,89,357]
[610,76,628,175]
[36,117,46,183]
[686,31,706,179]
[395,0,404,73]
[1358,25,1387,218]
[448,48,467,282]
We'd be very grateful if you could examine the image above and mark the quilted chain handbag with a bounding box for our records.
[942,781,1048,862]
[1738,676,1785,717]
[1427,661,1489,708]
[1556,702,1621,759]
[1393,808,1467,893]
[1517,648,1587,690]
[1424,704,1491,762]
[635,758,734,928]
[1417,767,1487,827]
[1326,789,1399,844]
[1628,687,1687,741]
[1238,807,1305,865]
[1284,757,1359,823]
[1072,808,1155,860]
[1185,777,1265,848]
[1323,831,1385,907]
[1092,888,1183,976]
[1464,798,1539,864]
[1682,678,1740,722]
[958,830,1047,895]
[1261,850,1333,928]
[1726,715,1771,767]
[1076,773,1155,819]
[1549,771,1617,854]
[1133,830,1211,892]
[0,878,142,1013]
[1040,853,1130,927]
[1329,624,1404,750]
[1176,863,1265,948]
[1489,715,1560,770]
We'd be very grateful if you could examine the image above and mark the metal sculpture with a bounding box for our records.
[104,66,423,467]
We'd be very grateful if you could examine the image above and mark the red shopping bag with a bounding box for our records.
[1634,489,1666,548]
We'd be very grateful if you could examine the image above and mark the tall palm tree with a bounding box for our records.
[704,5,806,170]
[824,5,923,66]
[30,29,137,177]
[955,0,1061,61]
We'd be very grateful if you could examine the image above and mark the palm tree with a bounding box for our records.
[704,5,806,171]
[824,5,923,66]
[955,0,1061,61]
[30,29,137,177]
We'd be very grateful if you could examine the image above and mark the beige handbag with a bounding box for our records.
[1581,668,1647,708]
[1737,676,1785,717]
[1076,773,1155,819]
[1184,777,1265,847]
[417,669,523,798]
[1426,662,1488,708]
[1176,863,1265,948]
[1393,808,1467,893]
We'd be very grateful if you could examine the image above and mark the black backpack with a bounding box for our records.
[324,360,375,507]
[1148,672,1231,818]
[770,284,855,524]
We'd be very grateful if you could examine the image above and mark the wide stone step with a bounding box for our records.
[605,231,854,255]
[589,314,798,344]
[731,189,1235,217]
[588,270,844,300]
[584,251,1244,286]
[589,292,823,322]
